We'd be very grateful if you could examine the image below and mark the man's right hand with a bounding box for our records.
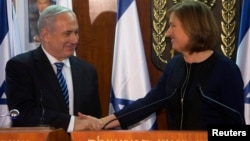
[74,116,98,131]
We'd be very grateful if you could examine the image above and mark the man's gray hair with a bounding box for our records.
[37,5,74,33]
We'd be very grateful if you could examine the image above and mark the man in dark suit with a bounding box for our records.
[5,5,102,132]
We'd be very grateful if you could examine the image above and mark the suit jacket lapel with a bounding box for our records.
[34,46,68,111]
[69,57,80,112]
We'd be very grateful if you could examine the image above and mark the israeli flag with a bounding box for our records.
[236,0,250,124]
[109,0,157,130]
[0,0,24,127]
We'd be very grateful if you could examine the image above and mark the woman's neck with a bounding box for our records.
[183,50,214,63]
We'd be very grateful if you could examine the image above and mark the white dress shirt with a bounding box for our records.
[42,47,75,132]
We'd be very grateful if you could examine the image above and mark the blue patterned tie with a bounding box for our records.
[55,62,69,108]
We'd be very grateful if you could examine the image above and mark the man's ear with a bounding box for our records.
[40,28,50,42]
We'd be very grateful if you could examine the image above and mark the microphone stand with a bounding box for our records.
[39,89,45,126]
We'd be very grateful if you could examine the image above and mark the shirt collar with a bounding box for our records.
[41,46,70,67]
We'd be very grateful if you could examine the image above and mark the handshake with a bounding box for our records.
[73,112,119,131]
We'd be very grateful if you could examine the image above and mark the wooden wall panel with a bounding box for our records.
[73,0,166,129]
[72,0,116,116]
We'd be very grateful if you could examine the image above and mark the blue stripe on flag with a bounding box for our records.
[245,82,250,103]
[238,0,250,45]
[0,0,11,127]
[116,0,133,21]
[110,87,158,130]
[110,87,134,111]
[0,0,8,105]
[0,0,8,44]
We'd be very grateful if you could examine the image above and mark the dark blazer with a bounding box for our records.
[5,46,102,130]
[115,52,245,130]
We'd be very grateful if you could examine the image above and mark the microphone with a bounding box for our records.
[0,109,20,119]
[102,88,177,129]
[198,85,245,124]
[39,89,45,126]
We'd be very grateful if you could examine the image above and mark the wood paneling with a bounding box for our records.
[73,0,166,129]
[73,0,116,116]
